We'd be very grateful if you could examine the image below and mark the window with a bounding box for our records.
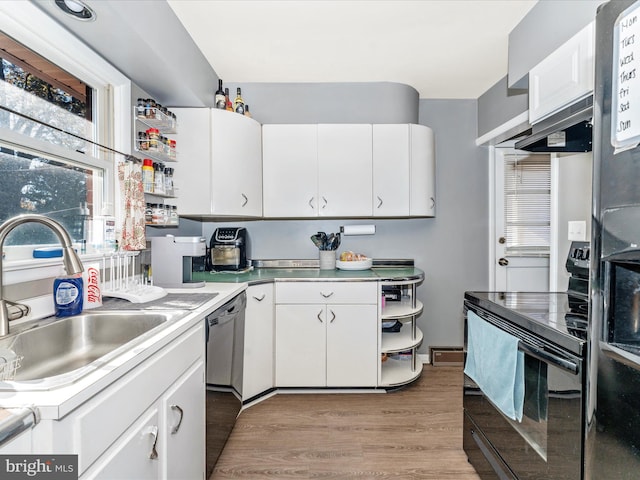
[503,153,551,255]
[0,0,133,251]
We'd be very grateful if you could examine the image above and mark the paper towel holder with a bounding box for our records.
[340,224,376,236]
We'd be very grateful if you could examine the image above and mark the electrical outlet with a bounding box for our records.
[568,220,587,241]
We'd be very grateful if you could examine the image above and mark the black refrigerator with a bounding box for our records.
[588,0,640,478]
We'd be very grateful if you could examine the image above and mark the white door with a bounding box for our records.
[243,284,275,399]
[372,124,410,216]
[172,108,211,216]
[211,109,263,216]
[326,304,378,387]
[262,124,318,217]
[410,124,436,216]
[494,148,550,292]
[275,304,326,387]
[317,124,373,217]
[163,361,205,480]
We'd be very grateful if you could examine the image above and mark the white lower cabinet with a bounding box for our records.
[243,284,275,400]
[85,407,161,479]
[162,361,206,480]
[274,282,378,388]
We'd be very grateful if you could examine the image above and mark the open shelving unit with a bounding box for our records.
[379,278,424,387]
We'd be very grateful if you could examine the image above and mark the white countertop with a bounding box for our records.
[0,282,246,420]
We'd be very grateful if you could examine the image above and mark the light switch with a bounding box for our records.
[568,220,587,241]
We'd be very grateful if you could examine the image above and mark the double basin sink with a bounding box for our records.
[0,309,188,390]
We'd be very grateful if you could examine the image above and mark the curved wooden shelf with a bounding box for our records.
[381,299,423,320]
[380,358,423,387]
[381,327,423,353]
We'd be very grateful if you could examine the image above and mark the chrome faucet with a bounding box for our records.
[0,214,84,336]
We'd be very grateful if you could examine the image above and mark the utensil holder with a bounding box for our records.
[319,250,336,270]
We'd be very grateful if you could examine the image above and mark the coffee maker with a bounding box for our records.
[151,235,206,288]
[207,227,250,271]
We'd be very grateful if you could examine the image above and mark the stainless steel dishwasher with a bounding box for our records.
[205,291,246,475]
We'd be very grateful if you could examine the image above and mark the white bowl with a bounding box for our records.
[336,258,373,270]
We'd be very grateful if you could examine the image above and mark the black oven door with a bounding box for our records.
[463,306,584,480]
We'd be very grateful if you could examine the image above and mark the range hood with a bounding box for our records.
[515,95,593,153]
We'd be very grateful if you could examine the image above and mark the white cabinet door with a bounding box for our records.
[172,108,211,216]
[317,124,373,217]
[262,124,318,217]
[372,124,410,216]
[243,284,275,400]
[163,360,206,480]
[211,109,263,216]
[84,408,160,480]
[326,304,378,387]
[275,304,326,387]
[410,124,436,217]
[529,22,594,124]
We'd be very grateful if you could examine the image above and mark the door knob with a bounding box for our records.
[498,258,509,266]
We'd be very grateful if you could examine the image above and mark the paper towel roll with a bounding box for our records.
[340,225,376,236]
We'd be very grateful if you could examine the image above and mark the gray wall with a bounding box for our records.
[508,0,603,89]
[477,75,528,140]
[219,82,419,124]
[199,98,489,354]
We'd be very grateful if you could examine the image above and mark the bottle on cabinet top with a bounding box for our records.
[224,88,233,112]
[244,105,251,118]
[234,87,245,115]
[215,79,226,109]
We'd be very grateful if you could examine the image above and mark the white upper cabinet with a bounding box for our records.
[528,22,595,124]
[262,124,373,217]
[211,109,263,216]
[410,124,436,216]
[172,108,262,218]
[317,124,373,217]
[373,124,410,216]
[262,124,318,217]
[372,124,435,217]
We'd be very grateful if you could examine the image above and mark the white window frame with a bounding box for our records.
[0,2,130,284]
[0,0,130,217]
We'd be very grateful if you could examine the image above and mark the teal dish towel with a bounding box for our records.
[464,310,525,422]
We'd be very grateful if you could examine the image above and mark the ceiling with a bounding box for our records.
[167,0,538,99]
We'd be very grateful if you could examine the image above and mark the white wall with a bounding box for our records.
[554,152,593,291]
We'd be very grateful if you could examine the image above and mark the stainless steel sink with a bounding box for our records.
[0,310,187,387]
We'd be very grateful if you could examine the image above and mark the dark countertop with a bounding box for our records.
[464,291,587,357]
[193,267,424,285]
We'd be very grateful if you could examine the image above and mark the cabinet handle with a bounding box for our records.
[430,197,435,209]
[241,193,248,207]
[329,309,336,323]
[309,197,315,209]
[322,196,328,209]
[317,310,324,323]
[170,404,184,434]
[320,291,334,298]
[253,293,266,301]
[146,425,159,459]
[377,196,383,209]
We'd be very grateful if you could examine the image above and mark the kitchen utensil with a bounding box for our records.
[311,234,324,250]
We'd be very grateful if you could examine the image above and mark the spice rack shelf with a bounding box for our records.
[143,190,177,199]
[134,107,177,134]
[379,278,424,388]
[133,107,178,163]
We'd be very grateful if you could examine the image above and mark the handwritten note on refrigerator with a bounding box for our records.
[612,2,640,152]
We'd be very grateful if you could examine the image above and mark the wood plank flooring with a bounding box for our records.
[210,366,481,479]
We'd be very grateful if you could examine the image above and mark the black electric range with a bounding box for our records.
[463,242,590,480]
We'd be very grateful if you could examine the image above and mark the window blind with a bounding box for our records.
[504,154,551,255]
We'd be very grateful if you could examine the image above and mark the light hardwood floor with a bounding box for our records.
[210,365,481,479]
